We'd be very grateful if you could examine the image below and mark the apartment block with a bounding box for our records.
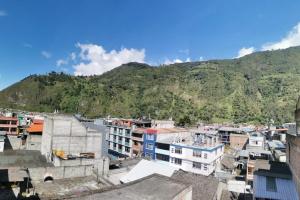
[169,132,224,176]
[0,116,18,135]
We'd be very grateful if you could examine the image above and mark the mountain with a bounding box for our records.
[1,47,300,125]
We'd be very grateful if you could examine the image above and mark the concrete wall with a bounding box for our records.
[287,134,300,199]
[41,115,104,160]
[29,165,95,181]
[26,134,42,151]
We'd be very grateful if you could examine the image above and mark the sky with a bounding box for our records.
[1,0,300,90]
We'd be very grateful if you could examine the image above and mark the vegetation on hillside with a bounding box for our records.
[1,47,300,125]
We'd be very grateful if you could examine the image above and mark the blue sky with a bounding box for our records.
[1,0,300,90]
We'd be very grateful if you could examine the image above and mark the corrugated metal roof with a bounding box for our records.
[120,159,177,183]
[254,175,299,200]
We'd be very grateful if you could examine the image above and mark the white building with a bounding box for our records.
[157,132,224,176]
[248,132,265,149]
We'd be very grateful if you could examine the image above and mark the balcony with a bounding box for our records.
[118,149,123,153]
[155,148,170,155]
[132,136,143,142]
[125,142,130,146]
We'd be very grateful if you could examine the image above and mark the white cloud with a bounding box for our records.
[262,23,300,51]
[73,43,145,76]
[0,10,7,16]
[70,52,76,61]
[236,47,255,58]
[199,56,204,61]
[56,59,68,67]
[164,57,191,65]
[41,51,51,59]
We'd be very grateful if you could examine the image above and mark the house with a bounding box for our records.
[169,132,224,176]
[230,133,249,150]
[106,118,151,159]
[248,132,265,149]
[142,127,189,160]
[0,115,18,135]
[26,119,44,150]
[253,160,298,200]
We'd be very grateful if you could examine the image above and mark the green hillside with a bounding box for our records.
[1,47,300,125]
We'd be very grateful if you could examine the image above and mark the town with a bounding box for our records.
[0,96,298,200]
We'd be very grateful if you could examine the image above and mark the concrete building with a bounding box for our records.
[142,127,189,160]
[106,119,140,159]
[287,96,300,198]
[169,132,224,176]
[248,132,265,149]
[41,115,109,178]
[151,119,175,128]
[230,133,249,150]
[0,116,18,135]
[25,119,43,150]
[218,127,243,145]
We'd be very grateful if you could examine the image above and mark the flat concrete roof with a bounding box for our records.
[67,174,191,200]
[0,150,53,168]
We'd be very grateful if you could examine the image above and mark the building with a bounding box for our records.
[248,132,265,149]
[142,127,189,160]
[106,118,151,159]
[218,127,243,145]
[151,119,175,128]
[25,119,44,150]
[253,160,298,200]
[169,132,224,176]
[0,116,18,135]
[287,96,300,198]
[41,115,109,177]
[106,119,133,158]
[230,133,249,150]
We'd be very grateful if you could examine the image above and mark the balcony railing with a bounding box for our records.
[125,142,130,146]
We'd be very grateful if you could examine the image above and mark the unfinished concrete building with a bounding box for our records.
[41,115,109,179]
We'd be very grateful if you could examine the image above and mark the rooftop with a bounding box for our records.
[171,170,219,200]
[120,159,178,183]
[254,160,292,179]
[66,174,191,200]
[0,150,53,168]
[145,127,188,134]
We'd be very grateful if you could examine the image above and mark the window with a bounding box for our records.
[204,153,207,159]
[156,153,170,162]
[146,143,154,150]
[113,143,116,147]
[204,164,208,170]
[125,147,130,153]
[125,138,130,143]
[114,127,117,133]
[171,148,175,153]
[145,153,153,158]
[193,150,202,157]
[266,177,277,192]
[171,157,182,165]
[126,129,130,135]
[175,148,182,154]
[146,134,155,140]
[134,141,138,145]
[193,162,202,169]
[174,158,182,165]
